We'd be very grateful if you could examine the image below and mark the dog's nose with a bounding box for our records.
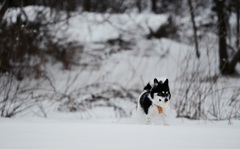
[165,99,168,102]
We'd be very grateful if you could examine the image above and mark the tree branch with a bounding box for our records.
[0,0,14,22]
[188,0,200,58]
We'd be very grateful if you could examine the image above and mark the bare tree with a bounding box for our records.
[214,0,240,74]
[175,50,240,120]
[188,0,200,58]
[0,0,82,79]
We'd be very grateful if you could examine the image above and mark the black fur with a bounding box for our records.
[139,78,171,115]
[143,83,152,91]
[143,79,164,91]
[150,79,170,99]
[139,91,152,114]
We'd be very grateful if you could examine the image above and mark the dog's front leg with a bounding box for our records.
[163,114,170,126]
[146,116,151,124]
[146,105,157,125]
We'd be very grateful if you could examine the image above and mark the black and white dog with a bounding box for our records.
[137,78,171,125]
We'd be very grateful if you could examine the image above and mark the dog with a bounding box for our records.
[137,78,171,125]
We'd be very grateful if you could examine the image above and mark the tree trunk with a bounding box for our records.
[227,50,240,73]
[83,0,91,12]
[136,0,142,13]
[236,0,240,48]
[214,0,240,75]
[151,0,157,13]
[188,0,200,58]
[214,0,229,74]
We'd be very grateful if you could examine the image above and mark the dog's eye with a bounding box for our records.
[159,99,161,101]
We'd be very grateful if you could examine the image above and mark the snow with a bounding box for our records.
[1,6,240,149]
[3,6,169,43]
[58,13,169,42]
[0,118,240,149]
[2,6,240,120]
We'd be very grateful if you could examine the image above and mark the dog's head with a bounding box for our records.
[149,78,171,107]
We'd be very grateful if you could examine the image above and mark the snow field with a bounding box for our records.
[1,118,240,149]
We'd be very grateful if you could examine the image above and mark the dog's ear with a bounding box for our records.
[153,78,158,86]
[163,79,168,86]
[143,83,151,91]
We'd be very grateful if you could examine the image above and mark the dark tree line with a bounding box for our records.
[0,0,240,78]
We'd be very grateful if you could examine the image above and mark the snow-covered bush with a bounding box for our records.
[0,74,35,117]
[175,50,240,120]
[57,83,138,118]
[0,7,82,80]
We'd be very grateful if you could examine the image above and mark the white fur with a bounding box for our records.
[151,93,170,107]
[136,92,170,125]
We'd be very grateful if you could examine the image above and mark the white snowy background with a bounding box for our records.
[0,3,240,149]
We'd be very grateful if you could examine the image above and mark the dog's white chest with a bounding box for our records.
[148,105,166,116]
[136,104,169,125]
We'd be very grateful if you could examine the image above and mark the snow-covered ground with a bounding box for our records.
[1,6,240,149]
[1,117,240,149]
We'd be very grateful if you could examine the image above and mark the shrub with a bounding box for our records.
[0,11,81,80]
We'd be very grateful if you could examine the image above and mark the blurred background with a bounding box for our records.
[0,0,239,121]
